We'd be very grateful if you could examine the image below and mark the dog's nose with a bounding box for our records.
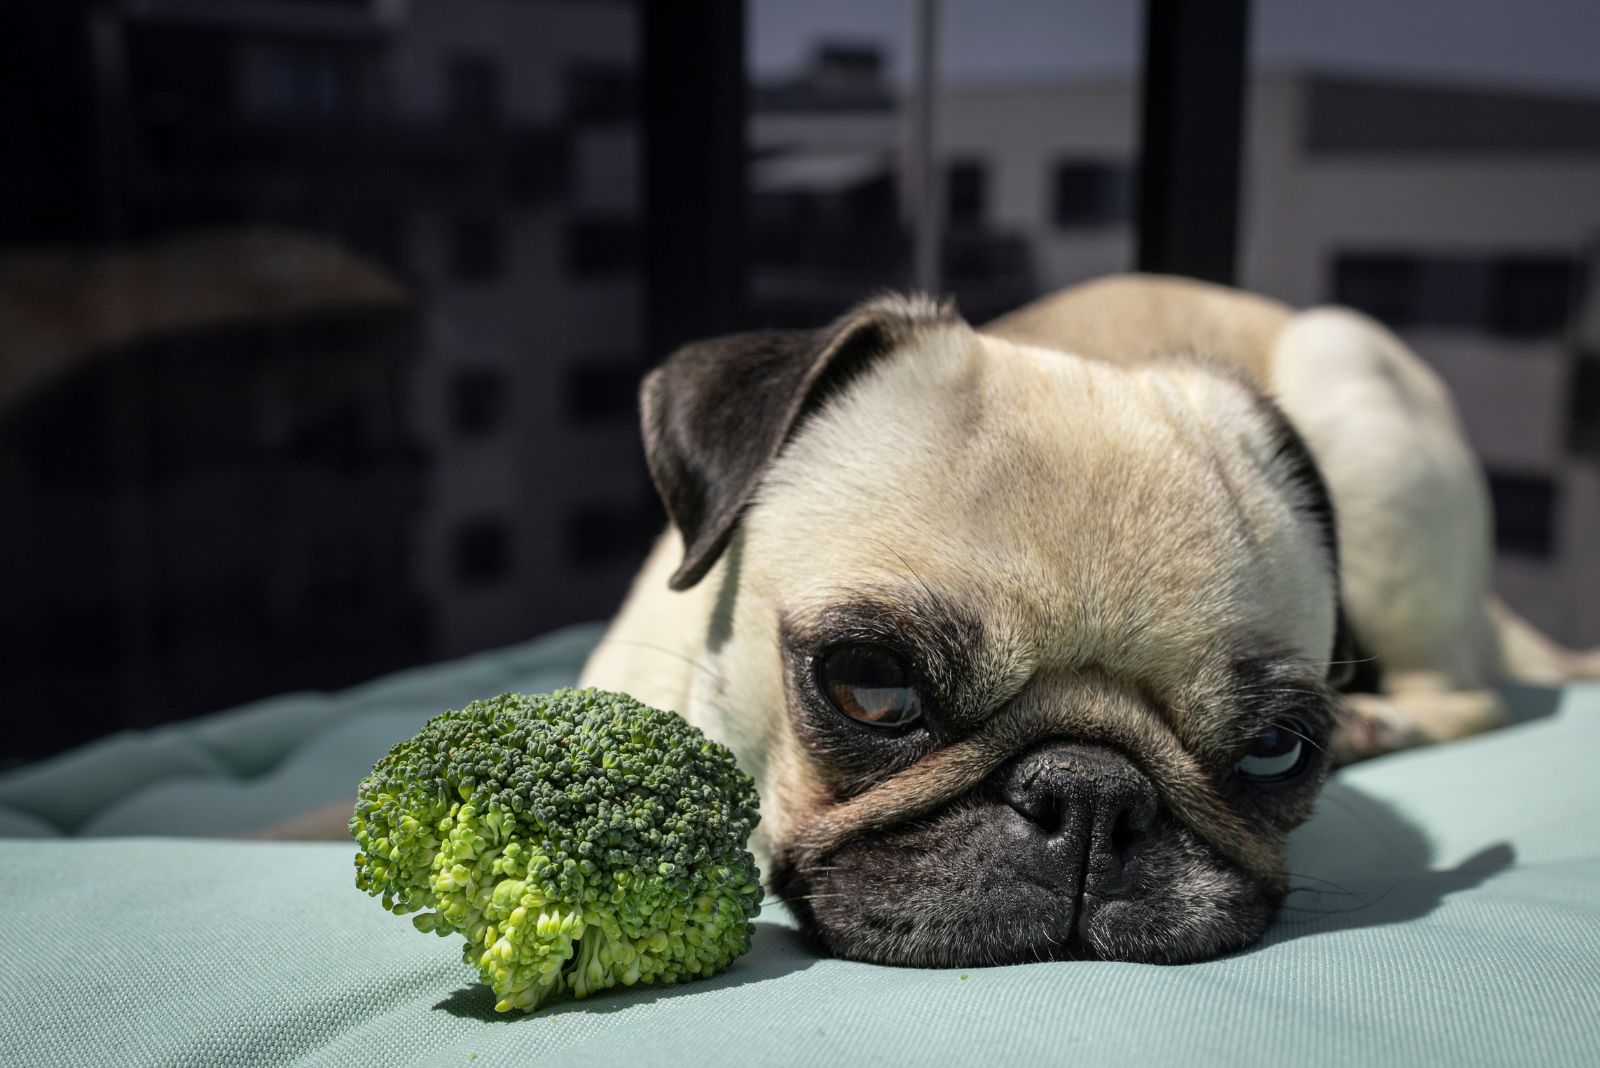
[997,743,1157,895]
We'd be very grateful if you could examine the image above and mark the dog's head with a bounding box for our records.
[640,295,1351,965]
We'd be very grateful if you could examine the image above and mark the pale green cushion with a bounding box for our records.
[2,628,1598,1066]
[0,623,606,837]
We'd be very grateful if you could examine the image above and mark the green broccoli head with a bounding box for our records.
[350,688,763,1014]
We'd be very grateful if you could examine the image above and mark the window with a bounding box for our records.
[300,536,375,612]
[1491,258,1584,338]
[1486,471,1559,559]
[261,45,358,119]
[565,218,640,277]
[1333,253,1582,338]
[564,501,658,566]
[947,159,987,228]
[1332,255,1416,326]
[450,368,508,436]
[452,517,513,586]
[566,63,638,122]
[1053,161,1134,228]
[450,216,506,282]
[448,56,503,124]
[564,360,640,422]
[1569,356,1600,459]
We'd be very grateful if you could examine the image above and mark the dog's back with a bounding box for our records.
[984,273,1291,384]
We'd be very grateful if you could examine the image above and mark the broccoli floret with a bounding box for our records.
[350,688,763,1014]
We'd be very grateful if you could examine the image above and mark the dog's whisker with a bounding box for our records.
[868,537,939,606]
[590,635,731,688]
[1276,722,1328,754]
[1277,881,1397,917]
[1310,655,1382,668]
[1279,870,1364,895]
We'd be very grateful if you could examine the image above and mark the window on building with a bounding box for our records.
[1333,253,1581,338]
[261,45,358,119]
[336,211,405,272]
[1486,471,1559,559]
[1491,257,1584,338]
[1052,161,1134,228]
[448,56,503,125]
[452,517,513,586]
[1332,255,1417,327]
[947,159,987,228]
[1411,260,1492,329]
[1569,355,1600,459]
[564,360,640,422]
[565,218,640,277]
[300,536,375,612]
[450,368,508,436]
[450,216,506,282]
[565,501,659,566]
[566,63,638,122]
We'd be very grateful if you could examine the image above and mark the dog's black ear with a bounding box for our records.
[641,295,954,590]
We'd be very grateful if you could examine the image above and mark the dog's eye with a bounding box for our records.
[817,644,923,728]
[1235,718,1314,782]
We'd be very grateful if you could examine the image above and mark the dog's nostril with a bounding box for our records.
[1003,771,1063,833]
[997,745,1158,856]
[1107,800,1153,858]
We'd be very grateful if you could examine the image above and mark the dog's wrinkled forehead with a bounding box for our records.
[743,324,1337,684]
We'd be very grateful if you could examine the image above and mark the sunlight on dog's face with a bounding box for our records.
[708,328,1343,965]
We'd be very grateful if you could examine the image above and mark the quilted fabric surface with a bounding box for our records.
[2,626,1598,1067]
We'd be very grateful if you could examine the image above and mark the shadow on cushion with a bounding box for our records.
[1271,779,1515,945]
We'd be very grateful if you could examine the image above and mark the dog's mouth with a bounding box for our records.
[771,793,1278,968]
[776,853,1104,966]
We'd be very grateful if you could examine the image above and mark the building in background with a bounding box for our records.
[5,5,1598,764]
[0,0,653,761]
[750,44,1037,327]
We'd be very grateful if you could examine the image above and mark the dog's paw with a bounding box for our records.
[1332,687,1509,766]
[1331,694,1429,765]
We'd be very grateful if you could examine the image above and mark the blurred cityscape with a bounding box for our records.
[2,0,651,761]
[1,0,1596,764]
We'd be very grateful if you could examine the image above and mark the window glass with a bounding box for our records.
[747,0,1142,324]
[453,517,513,585]
[0,0,648,764]
[947,159,987,227]
[450,368,507,436]
[1052,161,1135,229]
[1246,0,1600,646]
[451,216,507,282]
[1486,472,1560,559]
[565,361,641,423]
[448,56,504,124]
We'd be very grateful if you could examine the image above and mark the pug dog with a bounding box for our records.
[578,273,1600,968]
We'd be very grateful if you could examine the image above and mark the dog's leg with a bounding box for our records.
[1272,308,1516,764]
[1488,595,1600,684]
[1333,673,1508,764]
